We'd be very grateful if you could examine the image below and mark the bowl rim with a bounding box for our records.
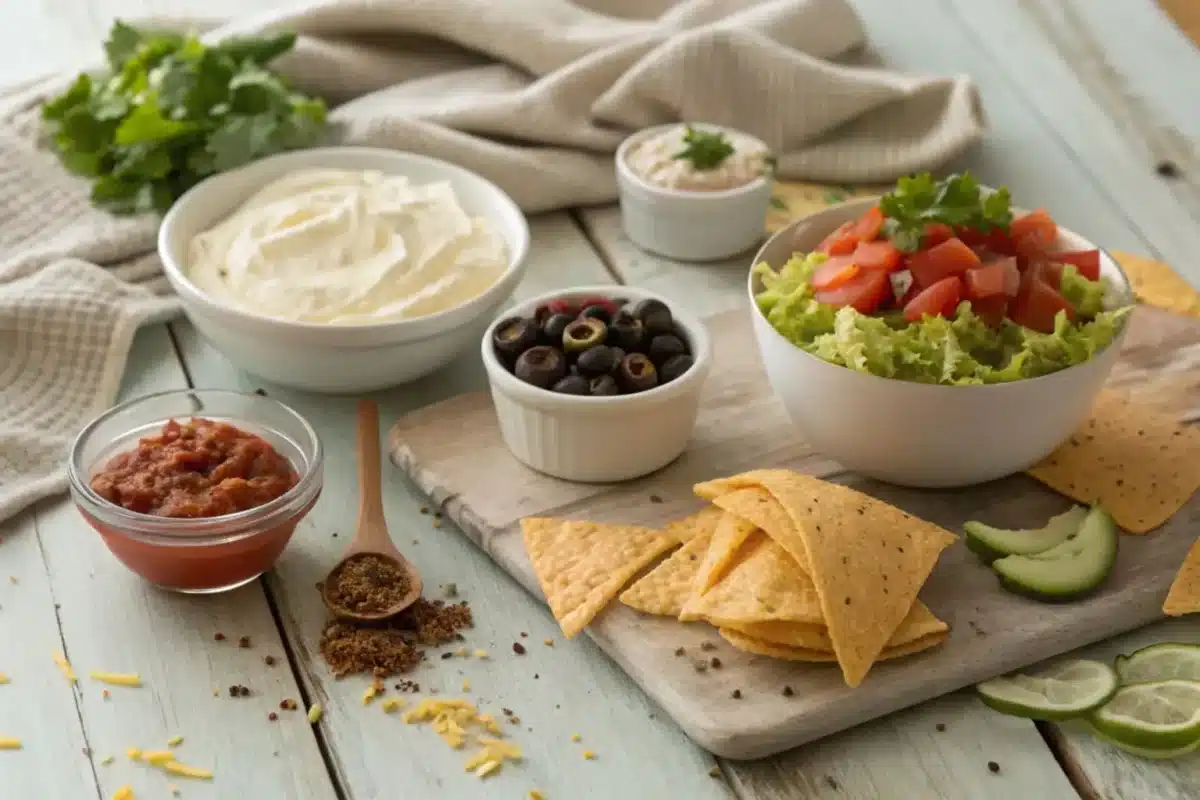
[157,146,532,339]
[746,196,1136,393]
[68,389,324,541]
[615,122,772,201]
[480,285,713,409]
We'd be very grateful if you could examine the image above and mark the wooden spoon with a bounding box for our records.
[321,399,422,622]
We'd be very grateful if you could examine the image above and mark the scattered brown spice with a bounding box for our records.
[700,642,716,652]
[254,388,268,397]
[709,657,721,669]
[228,685,250,697]
[268,712,278,721]
[442,583,458,598]
[433,511,442,520]
[264,655,277,667]
[440,652,454,660]
[935,723,946,732]
[825,776,839,790]
[782,685,794,697]
[673,647,685,657]
[513,642,526,655]
[238,636,251,649]
[520,632,528,638]
[318,598,473,679]
[708,765,721,779]
[649,494,663,504]
[419,506,429,515]
[731,689,742,699]
[325,553,413,615]
[213,632,225,642]
[987,761,1000,774]
[1157,160,1181,179]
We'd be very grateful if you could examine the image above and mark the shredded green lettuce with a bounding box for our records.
[753,252,1131,385]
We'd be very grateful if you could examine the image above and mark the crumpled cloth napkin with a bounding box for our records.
[0,0,984,523]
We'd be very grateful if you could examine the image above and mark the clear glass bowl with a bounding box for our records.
[68,390,323,594]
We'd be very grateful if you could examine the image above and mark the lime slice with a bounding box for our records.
[977,659,1118,720]
[1090,680,1200,751]
[1115,643,1200,685]
[1085,722,1200,760]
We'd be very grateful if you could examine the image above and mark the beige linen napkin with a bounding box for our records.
[0,0,984,523]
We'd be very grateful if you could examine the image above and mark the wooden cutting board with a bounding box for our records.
[387,304,1200,761]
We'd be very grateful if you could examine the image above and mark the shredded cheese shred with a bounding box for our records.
[0,737,21,750]
[111,786,135,800]
[163,761,214,780]
[53,652,77,685]
[89,671,143,687]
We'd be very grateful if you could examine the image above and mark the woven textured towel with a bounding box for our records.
[0,0,984,523]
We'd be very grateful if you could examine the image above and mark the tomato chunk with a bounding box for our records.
[810,255,860,291]
[903,276,963,322]
[958,227,1017,256]
[922,223,954,248]
[906,237,982,287]
[1010,275,1075,334]
[848,206,884,242]
[851,239,902,272]
[964,257,1020,300]
[815,268,889,314]
[817,221,858,256]
[1047,249,1101,281]
[970,295,1010,328]
[1010,209,1058,245]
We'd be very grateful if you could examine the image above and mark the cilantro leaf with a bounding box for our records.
[879,172,1014,252]
[673,126,735,171]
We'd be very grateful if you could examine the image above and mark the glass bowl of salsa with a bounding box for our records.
[68,389,323,593]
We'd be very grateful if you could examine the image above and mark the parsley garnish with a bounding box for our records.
[673,126,735,171]
[879,172,1013,252]
[42,21,328,215]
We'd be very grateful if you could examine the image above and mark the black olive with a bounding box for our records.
[579,305,612,324]
[617,353,658,393]
[631,298,669,321]
[514,346,567,389]
[608,347,626,374]
[659,354,694,383]
[575,345,617,377]
[648,334,687,366]
[632,298,674,338]
[551,375,590,395]
[492,317,538,361]
[562,317,607,354]
[534,305,554,325]
[589,375,620,396]
[541,313,575,346]
[608,311,645,351]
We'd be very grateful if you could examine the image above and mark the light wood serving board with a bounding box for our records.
[388,305,1200,761]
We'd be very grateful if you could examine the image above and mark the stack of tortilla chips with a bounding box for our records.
[522,469,957,687]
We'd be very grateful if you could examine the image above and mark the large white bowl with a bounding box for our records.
[481,286,713,482]
[159,147,531,393]
[748,198,1134,488]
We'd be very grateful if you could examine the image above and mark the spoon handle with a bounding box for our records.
[355,399,388,544]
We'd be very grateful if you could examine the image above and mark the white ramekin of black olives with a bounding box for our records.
[480,286,712,482]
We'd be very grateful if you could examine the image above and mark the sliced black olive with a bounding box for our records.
[562,317,607,354]
[608,311,645,352]
[659,354,694,384]
[541,313,575,346]
[579,305,612,324]
[617,353,658,393]
[552,375,590,395]
[648,334,687,366]
[633,298,674,338]
[589,374,620,396]
[575,344,617,377]
[493,317,539,360]
[514,346,567,389]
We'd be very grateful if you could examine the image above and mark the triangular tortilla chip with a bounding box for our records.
[664,507,723,544]
[713,486,812,572]
[734,470,956,687]
[620,526,715,617]
[693,512,757,593]
[522,517,677,638]
[1112,250,1200,318]
[1164,538,1200,616]
[1026,391,1200,533]
[727,600,946,652]
[720,627,947,664]
[680,531,824,626]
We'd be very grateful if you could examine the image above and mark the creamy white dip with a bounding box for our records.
[624,125,771,192]
[187,168,510,325]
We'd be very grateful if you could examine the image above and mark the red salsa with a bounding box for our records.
[90,418,297,518]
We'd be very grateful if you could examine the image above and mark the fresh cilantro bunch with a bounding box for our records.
[879,172,1013,251]
[672,126,736,171]
[41,21,328,215]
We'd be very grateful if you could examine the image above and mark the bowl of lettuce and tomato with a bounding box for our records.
[747,173,1134,488]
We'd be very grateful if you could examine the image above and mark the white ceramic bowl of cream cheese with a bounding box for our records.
[615,123,774,262]
[159,147,530,393]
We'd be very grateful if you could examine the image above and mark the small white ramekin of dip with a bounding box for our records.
[615,122,774,262]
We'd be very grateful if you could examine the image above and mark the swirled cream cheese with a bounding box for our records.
[187,168,509,325]
[625,125,771,192]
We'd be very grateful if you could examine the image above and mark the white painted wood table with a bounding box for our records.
[2,1,1199,798]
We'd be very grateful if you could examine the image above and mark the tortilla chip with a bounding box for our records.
[521,517,677,638]
[1112,250,1200,318]
[693,512,758,594]
[680,531,824,626]
[721,627,947,663]
[713,486,812,572]
[1026,391,1200,533]
[717,470,955,687]
[1164,538,1200,616]
[664,507,723,544]
[728,601,946,652]
[620,527,714,617]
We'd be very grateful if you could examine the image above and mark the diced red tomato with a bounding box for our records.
[1010,209,1058,245]
[903,276,964,323]
[970,295,1010,328]
[957,227,1016,256]
[851,240,902,272]
[817,221,858,256]
[906,237,982,288]
[814,268,890,314]
[848,206,884,242]
[1024,260,1063,290]
[963,257,1020,300]
[922,223,954,248]
[810,256,861,291]
[1010,274,1075,334]
[1047,249,1101,281]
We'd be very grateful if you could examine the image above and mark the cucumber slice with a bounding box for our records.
[964,505,1088,563]
[991,506,1117,601]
